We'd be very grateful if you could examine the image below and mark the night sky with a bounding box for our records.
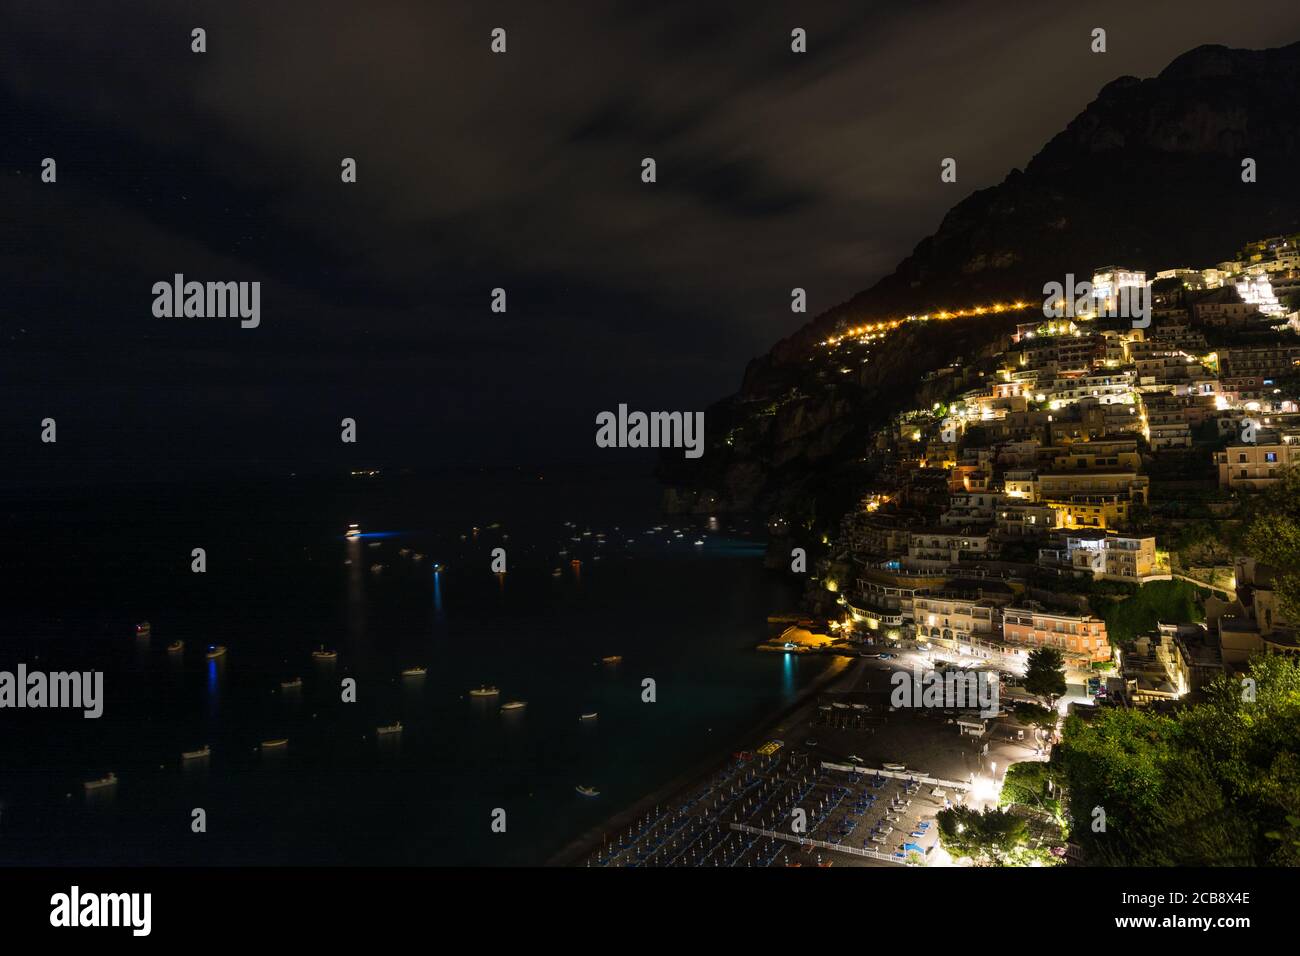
[4,0,1300,482]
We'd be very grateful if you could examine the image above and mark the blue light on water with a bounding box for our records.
[342,531,407,541]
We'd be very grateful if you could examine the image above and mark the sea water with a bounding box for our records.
[0,468,830,865]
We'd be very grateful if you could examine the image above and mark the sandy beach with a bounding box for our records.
[547,653,858,866]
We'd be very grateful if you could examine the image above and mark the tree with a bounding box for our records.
[1242,466,1300,621]
[1057,654,1300,865]
[1023,647,1067,708]
[999,761,1064,822]
[936,805,1030,865]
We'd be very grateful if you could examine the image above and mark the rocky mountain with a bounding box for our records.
[660,40,1300,534]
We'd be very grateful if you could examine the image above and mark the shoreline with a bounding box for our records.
[546,652,861,866]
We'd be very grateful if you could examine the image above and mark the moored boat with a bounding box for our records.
[311,648,337,661]
[579,712,598,721]
[601,655,623,665]
[181,745,210,761]
[280,677,303,690]
[500,700,527,712]
[469,685,499,697]
[575,785,600,797]
[376,722,403,735]
[261,739,289,750]
[84,772,117,791]
[206,645,227,660]
[401,666,427,678]
[134,622,151,637]
[166,640,184,653]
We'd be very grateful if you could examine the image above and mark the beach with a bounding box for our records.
[548,653,857,866]
[552,643,1053,867]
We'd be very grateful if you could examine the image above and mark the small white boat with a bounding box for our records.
[280,677,303,690]
[369,563,384,574]
[166,640,184,653]
[376,722,403,736]
[345,524,361,539]
[134,622,152,637]
[206,645,227,660]
[551,568,563,577]
[693,540,704,546]
[883,762,906,771]
[261,739,289,750]
[575,785,600,797]
[601,655,623,665]
[181,746,211,761]
[84,772,117,791]
[401,666,427,678]
[469,685,499,697]
[500,701,527,712]
[311,649,337,661]
[580,712,598,721]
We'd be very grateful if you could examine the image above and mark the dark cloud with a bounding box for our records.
[3,0,1300,479]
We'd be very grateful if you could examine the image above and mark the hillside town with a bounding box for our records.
[806,233,1300,709]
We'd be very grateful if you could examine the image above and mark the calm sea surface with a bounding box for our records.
[0,470,829,864]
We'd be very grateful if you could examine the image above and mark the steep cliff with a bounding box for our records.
[660,41,1300,528]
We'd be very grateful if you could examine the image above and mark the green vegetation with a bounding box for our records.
[1242,467,1300,620]
[999,761,1064,823]
[935,806,1033,866]
[1096,579,1205,648]
[1023,647,1066,706]
[1164,517,1240,562]
[1057,654,1300,865]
